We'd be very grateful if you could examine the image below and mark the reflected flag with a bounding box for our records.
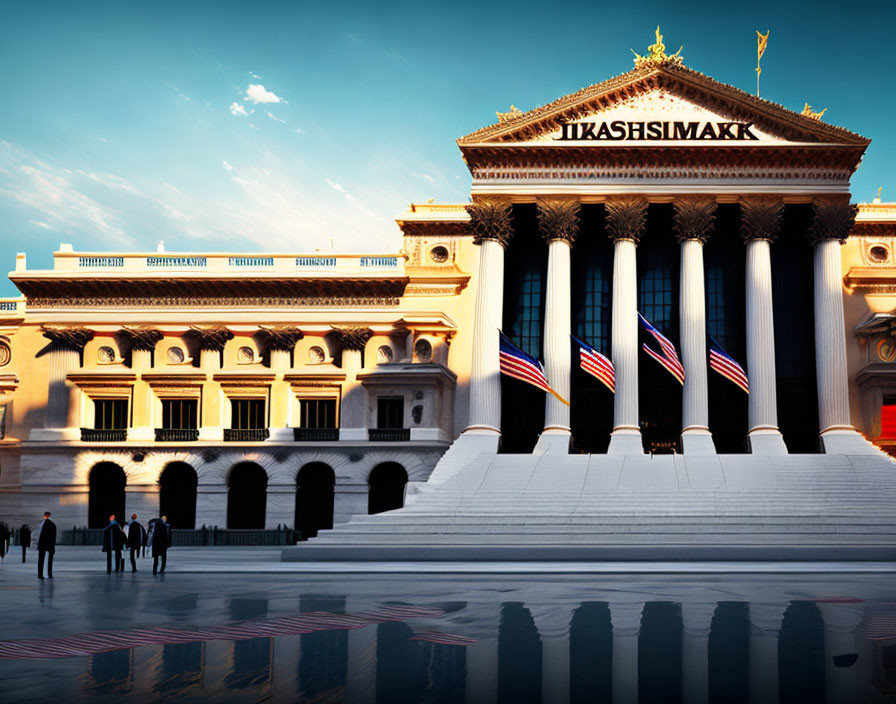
[709,337,749,394]
[499,331,569,406]
[638,313,685,385]
[571,335,615,393]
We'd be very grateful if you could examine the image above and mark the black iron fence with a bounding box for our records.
[80,428,127,442]
[27,525,302,546]
[154,428,200,442]
[223,428,270,442]
[293,427,339,442]
[368,428,410,441]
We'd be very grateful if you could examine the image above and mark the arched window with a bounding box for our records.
[159,462,198,529]
[227,463,268,529]
[367,462,407,515]
[88,462,126,528]
[295,463,335,540]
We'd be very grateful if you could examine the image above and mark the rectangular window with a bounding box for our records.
[231,399,266,430]
[377,397,404,429]
[162,399,198,430]
[94,399,128,430]
[300,399,337,429]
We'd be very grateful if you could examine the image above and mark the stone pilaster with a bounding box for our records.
[810,200,871,453]
[32,326,94,440]
[674,198,716,455]
[328,327,373,441]
[534,199,578,454]
[258,326,304,440]
[741,199,788,454]
[187,326,233,441]
[606,198,647,454]
[464,200,513,443]
[119,327,163,442]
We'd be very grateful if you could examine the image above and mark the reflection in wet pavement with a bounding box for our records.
[1,571,896,702]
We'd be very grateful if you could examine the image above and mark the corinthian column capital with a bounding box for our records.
[809,199,858,244]
[466,199,514,247]
[328,326,372,352]
[673,197,717,243]
[605,197,648,243]
[40,326,94,352]
[740,198,784,242]
[258,325,304,352]
[536,199,580,244]
[118,326,163,352]
[186,325,234,351]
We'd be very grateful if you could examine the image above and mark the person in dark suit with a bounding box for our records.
[102,515,124,574]
[19,523,31,563]
[0,521,9,561]
[126,514,144,572]
[150,515,171,575]
[36,512,56,580]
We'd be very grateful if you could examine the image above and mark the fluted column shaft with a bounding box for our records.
[467,237,505,433]
[543,238,572,434]
[817,601,864,704]
[46,347,80,428]
[681,602,717,704]
[609,238,641,453]
[531,606,572,704]
[814,238,851,432]
[610,602,644,704]
[748,603,786,704]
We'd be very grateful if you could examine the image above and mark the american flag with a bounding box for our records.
[571,335,614,393]
[709,337,749,393]
[499,332,568,406]
[638,313,685,385]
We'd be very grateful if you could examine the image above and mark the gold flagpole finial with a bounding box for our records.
[801,102,827,120]
[756,29,769,97]
[631,26,683,68]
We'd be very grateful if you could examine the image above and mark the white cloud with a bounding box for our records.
[249,71,262,79]
[294,127,303,134]
[222,160,233,171]
[29,220,53,230]
[244,84,281,104]
[266,111,286,124]
[230,102,250,117]
[413,172,435,185]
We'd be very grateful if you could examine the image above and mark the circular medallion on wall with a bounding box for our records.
[869,245,889,263]
[377,345,393,364]
[238,346,255,363]
[429,245,449,263]
[878,338,896,363]
[414,338,432,362]
[308,346,325,364]
[96,345,116,364]
[0,341,10,367]
[167,346,186,364]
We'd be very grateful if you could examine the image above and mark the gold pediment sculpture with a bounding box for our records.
[496,105,523,122]
[801,102,827,120]
[632,26,684,68]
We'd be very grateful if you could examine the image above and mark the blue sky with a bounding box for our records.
[0,0,893,295]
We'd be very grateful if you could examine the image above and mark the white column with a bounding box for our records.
[748,603,785,704]
[31,343,83,441]
[535,237,572,454]
[344,624,377,703]
[816,601,864,704]
[610,601,643,704]
[814,237,870,453]
[338,347,367,441]
[466,237,505,436]
[745,237,788,454]
[608,238,643,454]
[465,637,498,704]
[531,606,572,704]
[679,238,715,454]
[681,602,717,704]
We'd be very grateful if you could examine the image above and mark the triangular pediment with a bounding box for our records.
[458,63,868,148]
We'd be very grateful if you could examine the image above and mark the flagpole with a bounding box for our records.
[547,387,570,407]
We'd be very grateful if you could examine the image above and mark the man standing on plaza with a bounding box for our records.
[126,514,144,572]
[150,515,171,575]
[102,515,124,574]
[19,523,31,563]
[35,512,56,580]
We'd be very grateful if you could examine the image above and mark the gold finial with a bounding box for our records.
[631,26,684,68]
[801,102,827,120]
[496,104,523,122]
[874,187,883,204]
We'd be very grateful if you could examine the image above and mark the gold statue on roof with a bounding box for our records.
[632,26,684,68]
[496,105,523,122]
[801,102,827,120]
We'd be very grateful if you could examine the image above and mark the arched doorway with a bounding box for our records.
[295,463,335,539]
[88,462,126,528]
[227,462,268,529]
[368,462,407,515]
[159,462,198,529]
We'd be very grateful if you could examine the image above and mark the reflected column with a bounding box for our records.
[344,623,377,703]
[748,603,786,704]
[531,605,573,704]
[466,607,501,704]
[681,602,717,704]
[816,600,865,704]
[606,198,648,454]
[610,601,644,704]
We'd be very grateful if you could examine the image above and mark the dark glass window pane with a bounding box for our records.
[231,399,265,429]
[161,399,198,430]
[300,399,337,429]
[377,397,404,429]
[94,399,128,430]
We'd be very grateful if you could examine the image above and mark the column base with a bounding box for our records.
[198,427,223,442]
[820,427,880,455]
[126,427,155,442]
[533,428,570,455]
[681,427,716,455]
[339,428,367,442]
[268,427,294,442]
[747,428,789,455]
[608,427,644,455]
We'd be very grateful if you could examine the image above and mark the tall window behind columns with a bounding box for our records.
[501,204,547,453]
[772,205,819,453]
[704,205,748,453]
[571,204,614,453]
[637,204,683,453]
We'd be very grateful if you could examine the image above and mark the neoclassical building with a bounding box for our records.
[2,37,896,544]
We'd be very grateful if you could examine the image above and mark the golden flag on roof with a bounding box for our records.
[756,29,769,97]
